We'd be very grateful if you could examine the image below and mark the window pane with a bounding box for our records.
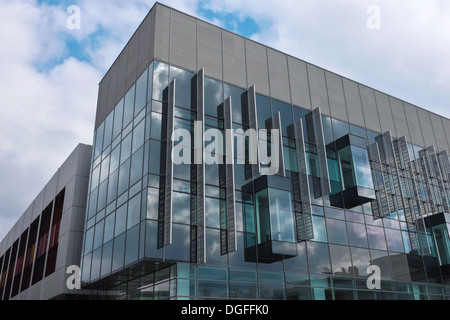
[326,218,348,245]
[112,233,125,272]
[312,215,327,243]
[172,192,191,224]
[170,66,195,109]
[367,225,387,250]
[127,193,141,230]
[135,69,148,116]
[132,120,145,154]
[332,118,349,140]
[385,228,405,253]
[104,213,115,243]
[101,241,113,277]
[118,159,130,196]
[224,83,245,124]
[103,112,114,150]
[329,244,352,276]
[123,85,135,127]
[307,241,331,275]
[130,147,144,187]
[271,99,293,137]
[115,204,127,237]
[350,247,371,278]
[120,134,132,164]
[347,222,369,248]
[256,94,271,130]
[113,99,124,139]
[125,225,140,266]
[205,77,223,117]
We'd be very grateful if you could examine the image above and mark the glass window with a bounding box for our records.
[127,193,141,230]
[172,192,191,224]
[153,62,169,101]
[113,98,124,139]
[107,170,118,204]
[84,227,94,255]
[93,220,104,250]
[94,122,104,160]
[350,247,371,278]
[132,120,145,154]
[198,281,228,298]
[101,241,113,277]
[170,66,195,109]
[230,283,257,299]
[332,118,349,140]
[325,207,345,220]
[321,116,333,145]
[312,215,327,243]
[104,213,115,243]
[115,204,127,237]
[205,197,221,228]
[90,247,102,281]
[256,94,271,130]
[125,225,140,266]
[130,147,144,187]
[205,77,223,117]
[307,241,331,275]
[284,242,308,273]
[100,156,110,183]
[112,233,125,272]
[145,220,163,260]
[103,112,114,150]
[351,146,374,189]
[350,124,367,139]
[146,188,159,220]
[268,188,295,243]
[347,222,369,248]
[87,188,98,219]
[97,180,108,212]
[367,225,387,250]
[151,112,162,140]
[206,228,228,266]
[120,134,132,164]
[118,159,130,196]
[258,271,284,284]
[259,284,285,300]
[164,223,190,262]
[229,269,257,282]
[385,228,405,253]
[271,99,293,137]
[326,218,348,245]
[224,83,246,124]
[329,244,352,276]
[109,145,120,174]
[149,140,162,174]
[123,85,135,128]
[135,69,148,116]
[198,266,228,281]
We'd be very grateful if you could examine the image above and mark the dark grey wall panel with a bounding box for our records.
[403,102,425,147]
[137,12,151,79]
[267,48,291,104]
[115,46,128,107]
[245,40,270,96]
[307,64,330,116]
[442,118,450,151]
[325,71,347,122]
[222,30,246,88]
[342,78,364,127]
[359,85,381,133]
[417,108,437,148]
[197,20,223,80]
[374,91,396,137]
[153,4,171,63]
[126,33,139,92]
[287,57,311,110]
[430,113,448,152]
[389,97,409,139]
[95,70,109,130]
[170,10,197,71]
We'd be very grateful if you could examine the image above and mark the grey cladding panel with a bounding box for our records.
[153,4,171,63]
[95,73,109,130]
[359,85,381,133]
[325,72,347,122]
[389,97,409,139]
[137,12,151,78]
[374,91,396,137]
[245,40,270,95]
[198,21,223,80]
[170,11,197,71]
[417,108,437,148]
[430,113,448,152]
[307,64,330,116]
[403,103,425,147]
[126,33,139,92]
[222,30,246,88]
[115,46,128,106]
[442,118,450,151]
[287,57,311,110]
[267,49,291,103]
[342,78,364,127]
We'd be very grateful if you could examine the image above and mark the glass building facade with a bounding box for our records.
[81,3,450,300]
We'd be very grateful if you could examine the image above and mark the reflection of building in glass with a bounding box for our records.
[2,3,450,300]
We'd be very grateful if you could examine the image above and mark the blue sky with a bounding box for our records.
[0,0,449,240]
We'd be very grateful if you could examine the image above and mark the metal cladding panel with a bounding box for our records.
[307,64,330,116]
[287,57,311,110]
[430,113,448,152]
[389,97,409,139]
[245,40,270,96]
[342,79,364,127]
[293,119,313,241]
[96,72,109,130]
[170,10,197,71]
[164,80,176,246]
[272,112,286,177]
[311,108,330,195]
[224,97,237,253]
[126,32,139,92]
[359,85,381,133]
[375,92,396,137]
[222,30,246,88]
[417,108,437,149]
[325,72,347,122]
[198,21,223,80]
[115,46,129,107]
[153,4,171,63]
[137,12,152,79]
[196,69,206,264]
[403,102,425,147]
[442,118,450,151]
[267,49,291,103]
